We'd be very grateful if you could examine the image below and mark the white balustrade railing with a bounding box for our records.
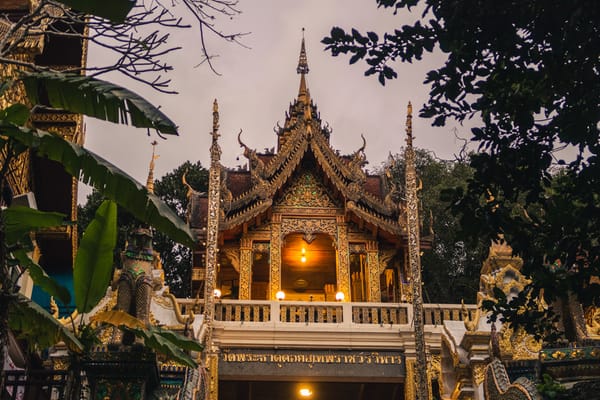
[174,299,477,327]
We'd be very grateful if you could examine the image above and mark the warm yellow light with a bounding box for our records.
[213,289,222,298]
[335,291,345,301]
[276,290,285,301]
[301,255,307,263]
[301,247,306,254]
[299,388,312,397]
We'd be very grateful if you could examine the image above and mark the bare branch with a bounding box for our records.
[1,0,245,92]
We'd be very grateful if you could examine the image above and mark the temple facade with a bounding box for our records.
[185,38,525,400]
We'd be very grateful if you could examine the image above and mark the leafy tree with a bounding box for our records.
[78,160,208,297]
[323,0,600,341]
[384,149,486,304]
[154,161,208,297]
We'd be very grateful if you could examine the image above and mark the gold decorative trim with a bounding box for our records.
[498,325,541,360]
[160,291,195,324]
[281,217,337,243]
[269,216,282,300]
[336,216,351,300]
[239,238,252,300]
[472,363,486,386]
[366,241,381,302]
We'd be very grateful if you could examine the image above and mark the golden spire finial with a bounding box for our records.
[212,99,219,135]
[146,141,159,193]
[210,99,221,163]
[297,29,310,102]
[297,28,309,75]
[405,101,413,147]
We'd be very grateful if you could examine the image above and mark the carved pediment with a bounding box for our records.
[276,170,340,209]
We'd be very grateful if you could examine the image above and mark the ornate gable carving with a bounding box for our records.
[276,170,339,209]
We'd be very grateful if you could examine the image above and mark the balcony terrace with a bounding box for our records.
[176,299,478,350]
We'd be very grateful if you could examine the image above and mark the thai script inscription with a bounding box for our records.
[221,351,402,365]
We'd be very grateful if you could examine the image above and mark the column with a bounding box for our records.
[207,351,219,400]
[336,215,351,300]
[238,237,252,300]
[366,240,381,302]
[270,214,282,300]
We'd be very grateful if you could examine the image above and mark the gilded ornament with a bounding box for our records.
[472,364,486,386]
[498,325,541,360]
[429,354,441,380]
[584,305,600,337]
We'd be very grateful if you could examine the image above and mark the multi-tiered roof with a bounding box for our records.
[191,37,425,247]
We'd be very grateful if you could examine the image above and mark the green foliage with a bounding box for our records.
[56,0,134,23]
[0,0,211,378]
[3,206,66,245]
[537,374,566,399]
[384,149,486,303]
[91,310,202,368]
[8,294,83,353]
[154,161,208,296]
[324,0,600,341]
[1,123,194,247]
[73,200,117,314]
[127,325,202,368]
[0,104,30,126]
[22,72,178,135]
[13,249,71,305]
[78,160,208,297]
[2,206,72,304]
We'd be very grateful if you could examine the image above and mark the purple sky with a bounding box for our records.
[82,1,475,202]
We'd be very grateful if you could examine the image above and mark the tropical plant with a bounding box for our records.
[323,0,600,342]
[0,0,207,388]
[78,160,209,297]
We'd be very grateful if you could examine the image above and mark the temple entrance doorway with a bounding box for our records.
[219,380,405,400]
[281,233,337,301]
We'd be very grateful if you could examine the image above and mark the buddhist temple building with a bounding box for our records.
[184,37,514,400]
[183,36,599,400]
[3,6,599,396]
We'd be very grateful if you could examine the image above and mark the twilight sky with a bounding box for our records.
[82,0,474,202]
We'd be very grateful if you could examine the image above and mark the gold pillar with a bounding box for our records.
[207,352,219,400]
[405,102,429,400]
[204,100,221,398]
[336,215,351,300]
[366,241,381,302]
[238,237,252,300]
[269,214,282,300]
[405,358,416,400]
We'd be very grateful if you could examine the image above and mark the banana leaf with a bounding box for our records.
[92,311,202,368]
[3,206,66,245]
[90,310,145,329]
[74,200,117,314]
[22,71,177,135]
[12,249,71,305]
[0,124,195,247]
[9,294,83,353]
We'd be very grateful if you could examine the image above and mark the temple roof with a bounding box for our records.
[206,37,409,242]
